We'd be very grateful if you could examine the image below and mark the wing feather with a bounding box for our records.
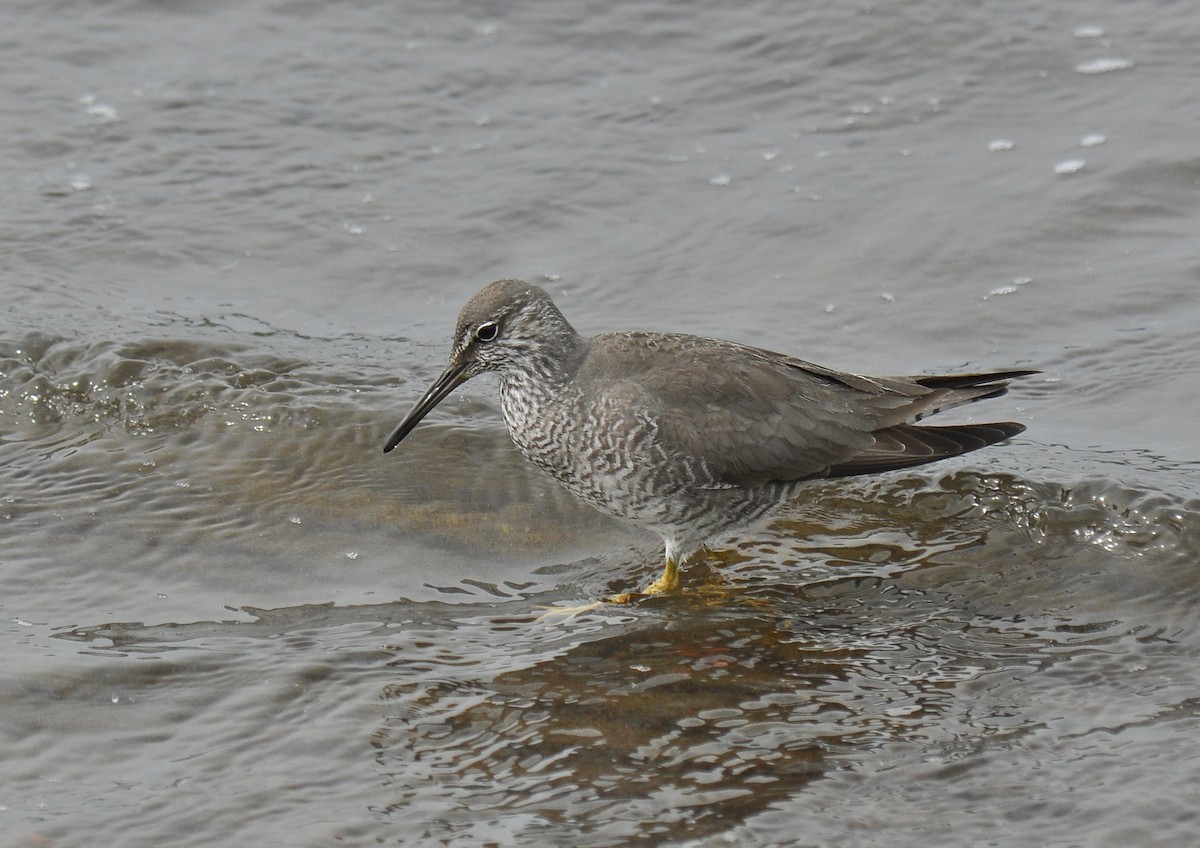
[579,333,1032,489]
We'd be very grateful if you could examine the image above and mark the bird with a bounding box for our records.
[383,279,1035,601]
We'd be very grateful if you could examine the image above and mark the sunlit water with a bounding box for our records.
[4,2,1200,847]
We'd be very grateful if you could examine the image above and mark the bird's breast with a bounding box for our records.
[499,375,676,513]
[498,378,574,469]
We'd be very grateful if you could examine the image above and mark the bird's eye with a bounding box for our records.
[475,321,499,342]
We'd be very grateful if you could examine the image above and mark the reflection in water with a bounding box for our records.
[377,609,829,845]
[366,518,1061,844]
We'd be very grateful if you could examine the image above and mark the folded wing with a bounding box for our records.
[588,333,1034,488]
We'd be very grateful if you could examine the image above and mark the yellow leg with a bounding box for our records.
[608,559,680,604]
[643,558,680,595]
[536,560,683,620]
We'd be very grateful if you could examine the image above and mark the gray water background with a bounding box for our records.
[3,1,1199,846]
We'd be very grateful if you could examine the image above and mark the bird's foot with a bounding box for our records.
[536,560,683,616]
[606,559,681,604]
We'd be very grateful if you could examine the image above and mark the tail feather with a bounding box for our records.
[913,369,1039,393]
[913,369,1040,389]
[824,421,1026,479]
[905,369,1039,423]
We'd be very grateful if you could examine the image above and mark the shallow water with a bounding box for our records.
[4,1,1200,846]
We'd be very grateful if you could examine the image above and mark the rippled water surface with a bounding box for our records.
[4,1,1200,846]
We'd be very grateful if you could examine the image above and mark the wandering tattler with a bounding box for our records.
[383,279,1035,600]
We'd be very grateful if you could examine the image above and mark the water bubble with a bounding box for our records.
[1055,158,1086,175]
[988,139,1015,152]
[1080,133,1106,147]
[1073,25,1105,39]
[1075,58,1133,74]
[80,95,119,122]
[86,104,119,122]
[709,174,732,186]
[984,277,1033,300]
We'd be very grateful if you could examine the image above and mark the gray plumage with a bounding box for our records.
[384,279,1035,581]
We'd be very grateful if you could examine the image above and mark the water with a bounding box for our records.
[3,1,1199,845]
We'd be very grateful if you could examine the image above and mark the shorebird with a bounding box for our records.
[383,279,1034,600]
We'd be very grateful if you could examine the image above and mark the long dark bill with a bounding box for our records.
[382,362,470,453]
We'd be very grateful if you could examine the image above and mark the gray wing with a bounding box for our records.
[586,333,1030,489]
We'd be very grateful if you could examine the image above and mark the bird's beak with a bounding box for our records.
[382,360,471,453]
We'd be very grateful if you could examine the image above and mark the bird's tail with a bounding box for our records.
[907,369,1039,421]
[824,369,1037,479]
